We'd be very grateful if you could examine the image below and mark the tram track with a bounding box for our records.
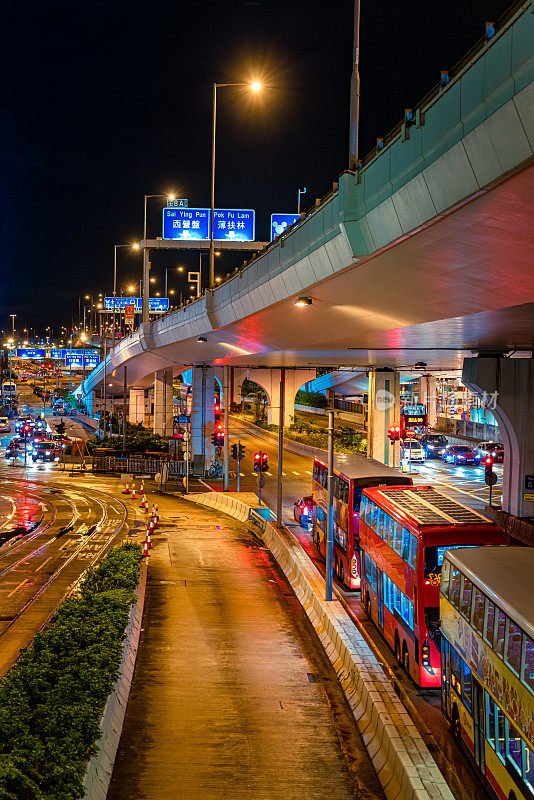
[0,474,135,676]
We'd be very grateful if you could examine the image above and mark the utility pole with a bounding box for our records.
[326,409,335,601]
[348,0,361,172]
[276,372,285,528]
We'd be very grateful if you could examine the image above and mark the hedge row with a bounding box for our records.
[0,542,142,800]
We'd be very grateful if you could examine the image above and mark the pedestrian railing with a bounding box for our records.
[92,456,188,475]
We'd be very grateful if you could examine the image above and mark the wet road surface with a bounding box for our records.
[108,496,385,800]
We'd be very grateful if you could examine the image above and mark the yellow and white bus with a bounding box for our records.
[440,547,534,800]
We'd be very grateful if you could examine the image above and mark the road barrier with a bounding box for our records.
[92,456,188,475]
[185,491,454,800]
[82,561,147,800]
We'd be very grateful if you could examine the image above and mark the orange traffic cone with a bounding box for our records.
[140,480,145,493]
[149,518,155,534]
[154,505,159,528]
[151,503,155,516]
[123,482,130,495]
[142,540,149,557]
[139,495,145,509]
[131,485,136,500]
[146,531,152,549]
[142,495,148,512]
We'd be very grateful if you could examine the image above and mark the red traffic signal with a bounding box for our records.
[254,452,261,472]
[387,425,400,442]
[484,456,494,467]
[261,452,269,472]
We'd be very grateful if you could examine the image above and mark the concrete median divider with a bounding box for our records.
[185,491,454,800]
[82,561,147,800]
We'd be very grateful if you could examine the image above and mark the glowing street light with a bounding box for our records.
[209,80,263,287]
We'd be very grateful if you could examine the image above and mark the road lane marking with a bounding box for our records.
[282,472,287,476]
[35,557,52,572]
[305,470,312,475]
[239,472,245,477]
[265,471,273,476]
[7,580,27,598]
[292,471,300,475]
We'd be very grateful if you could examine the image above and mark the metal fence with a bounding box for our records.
[92,456,189,475]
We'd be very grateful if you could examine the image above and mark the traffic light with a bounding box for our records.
[238,443,245,460]
[387,425,400,442]
[253,452,261,472]
[484,456,497,486]
[261,453,269,472]
[231,443,238,459]
[212,424,224,447]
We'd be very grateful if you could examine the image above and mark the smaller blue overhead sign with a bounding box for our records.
[51,349,98,359]
[16,349,46,359]
[270,213,300,240]
[66,354,100,368]
[213,209,255,241]
[104,297,169,312]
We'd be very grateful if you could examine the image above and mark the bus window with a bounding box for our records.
[496,706,506,762]
[394,584,402,615]
[484,600,496,647]
[524,740,534,794]
[392,522,402,555]
[494,609,506,659]
[459,577,473,619]
[506,718,522,774]
[522,635,534,692]
[384,515,394,548]
[485,692,495,749]
[370,502,378,532]
[441,559,451,596]
[401,528,410,562]
[408,535,417,570]
[461,659,472,712]
[354,489,363,513]
[471,588,486,636]
[505,619,522,675]
[377,507,385,538]
[450,569,461,607]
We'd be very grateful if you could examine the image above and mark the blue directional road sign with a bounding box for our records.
[51,349,98,359]
[162,208,255,241]
[66,354,100,368]
[162,208,210,240]
[212,209,255,241]
[270,213,301,240]
[104,297,169,312]
[16,348,46,359]
[50,349,66,359]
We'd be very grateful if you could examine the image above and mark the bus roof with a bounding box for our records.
[316,453,412,485]
[366,485,494,528]
[445,547,534,640]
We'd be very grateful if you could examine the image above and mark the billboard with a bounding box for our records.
[270,213,301,240]
[162,208,255,241]
[104,297,169,312]
[16,348,46,359]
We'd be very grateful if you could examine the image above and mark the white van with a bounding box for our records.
[1,383,17,399]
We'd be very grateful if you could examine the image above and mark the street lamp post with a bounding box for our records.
[113,243,140,345]
[209,81,261,288]
[142,194,175,325]
[349,0,361,172]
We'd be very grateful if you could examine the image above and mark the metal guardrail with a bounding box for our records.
[92,456,188,475]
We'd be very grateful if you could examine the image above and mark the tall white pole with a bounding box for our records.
[326,409,335,601]
[348,0,361,172]
[209,83,217,289]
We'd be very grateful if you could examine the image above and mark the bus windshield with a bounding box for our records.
[424,545,476,580]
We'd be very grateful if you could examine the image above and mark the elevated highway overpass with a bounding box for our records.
[81,0,534,516]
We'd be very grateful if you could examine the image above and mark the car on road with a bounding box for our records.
[401,439,425,463]
[32,441,61,462]
[18,404,29,416]
[442,444,481,466]
[293,496,314,527]
[49,432,68,449]
[0,417,10,433]
[419,433,448,458]
[475,441,504,463]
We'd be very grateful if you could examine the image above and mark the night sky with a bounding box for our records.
[1,0,514,336]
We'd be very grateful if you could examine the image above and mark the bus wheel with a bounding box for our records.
[451,705,461,741]
[394,633,401,664]
[402,642,410,675]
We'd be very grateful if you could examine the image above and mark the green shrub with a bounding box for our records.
[0,542,142,800]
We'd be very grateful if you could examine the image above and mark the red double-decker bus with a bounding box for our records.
[311,455,412,590]
[359,485,507,687]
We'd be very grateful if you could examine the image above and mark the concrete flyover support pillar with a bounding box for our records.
[191,366,215,467]
[419,374,437,428]
[153,369,174,437]
[463,356,534,518]
[249,369,316,427]
[128,388,145,425]
[367,369,400,467]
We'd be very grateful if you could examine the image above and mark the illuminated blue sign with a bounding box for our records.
[50,349,65,359]
[66,354,100,368]
[162,208,255,241]
[213,209,255,241]
[16,349,46,359]
[163,208,210,240]
[50,349,98,359]
[104,297,169,312]
[270,213,301,240]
